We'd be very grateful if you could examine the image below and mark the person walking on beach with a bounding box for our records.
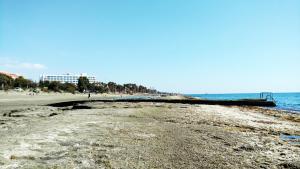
[88,92,91,99]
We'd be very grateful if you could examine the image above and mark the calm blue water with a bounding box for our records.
[187,93,300,113]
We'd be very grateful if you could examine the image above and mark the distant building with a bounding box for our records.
[0,71,19,79]
[40,73,96,85]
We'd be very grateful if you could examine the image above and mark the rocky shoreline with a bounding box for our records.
[0,94,299,168]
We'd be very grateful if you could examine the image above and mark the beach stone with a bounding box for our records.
[234,144,256,152]
[49,113,58,117]
[278,162,300,169]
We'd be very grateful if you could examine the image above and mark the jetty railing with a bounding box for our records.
[260,92,275,102]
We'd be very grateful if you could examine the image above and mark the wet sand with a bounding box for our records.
[0,93,300,168]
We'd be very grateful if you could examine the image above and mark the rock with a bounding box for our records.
[49,113,58,117]
[280,152,286,156]
[278,162,300,169]
[234,144,256,152]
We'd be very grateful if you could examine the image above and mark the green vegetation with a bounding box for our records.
[14,76,37,89]
[61,83,76,94]
[0,73,158,94]
[39,81,76,94]
[0,74,14,90]
[92,82,157,94]
[48,81,61,92]
[77,76,90,93]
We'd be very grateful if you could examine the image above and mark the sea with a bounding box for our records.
[186,93,300,113]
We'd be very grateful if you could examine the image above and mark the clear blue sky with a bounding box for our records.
[0,0,299,93]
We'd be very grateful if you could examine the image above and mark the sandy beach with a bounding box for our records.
[0,92,300,168]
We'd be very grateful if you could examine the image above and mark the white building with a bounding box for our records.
[40,73,96,85]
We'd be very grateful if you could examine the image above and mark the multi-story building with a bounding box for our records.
[40,73,96,85]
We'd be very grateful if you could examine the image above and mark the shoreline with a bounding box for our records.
[0,93,299,168]
[187,94,300,114]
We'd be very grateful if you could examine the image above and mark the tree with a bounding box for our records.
[14,76,33,89]
[116,84,124,93]
[77,76,90,93]
[124,83,138,94]
[0,74,14,90]
[93,82,108,93]
[39,80,50,88]
[28,81,38,89]
[37,78,159,94]
[61,83,76,94]
[138,85,147,93]
[48,81,61,92]
[107,82,117,93]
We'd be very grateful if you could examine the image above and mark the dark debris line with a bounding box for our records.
[47,99,276,108]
